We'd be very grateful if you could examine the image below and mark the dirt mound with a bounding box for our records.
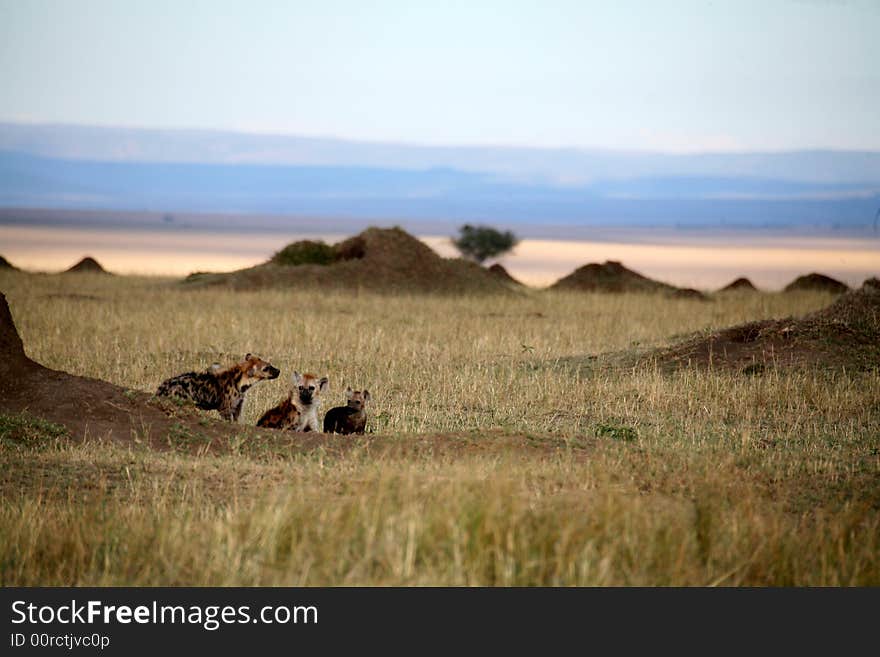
[333,234,367,261]
[0,293,272,450]
[0,255,17,270]
[65,256,109,274]
[672,288,710,301]
[550,260,707,299]
[486,263,523,286]
[783,273,849,294]
[719,277,758,292]
[184,227,514,294]
[0,294,27,366]
[643,278,880,372]
[550,261,674,293]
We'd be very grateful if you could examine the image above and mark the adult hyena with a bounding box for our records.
[157,354,280,422]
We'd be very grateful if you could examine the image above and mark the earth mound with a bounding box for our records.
[0,255,17,270]
[486,263,523,286]
[184,227,514,294]
[719,277,758,292]
[672,288,710,301]
[0,293,269,450]
[550,260,707,299]
[783,273,849,294]
[65,256,109,274]
[643,278,880,372]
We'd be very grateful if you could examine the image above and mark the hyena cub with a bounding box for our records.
[257,371,329,431]
[156,354,280,422]
[323,387,371,435]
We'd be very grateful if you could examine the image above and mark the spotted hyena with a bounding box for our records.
[156,354,280,422]
[257,371,328,431]
[323,387,371,435]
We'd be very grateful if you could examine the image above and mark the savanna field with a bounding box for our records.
[1,270,878,585]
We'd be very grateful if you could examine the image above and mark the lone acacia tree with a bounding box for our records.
[452,224,519,264]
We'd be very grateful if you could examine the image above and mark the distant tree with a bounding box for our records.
[452,224,519,264]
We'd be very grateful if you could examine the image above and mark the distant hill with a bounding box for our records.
[1,150,878,228]
[4,122,880,185]
[1,123,879,228]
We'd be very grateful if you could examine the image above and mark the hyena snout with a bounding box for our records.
[265,365,281,379]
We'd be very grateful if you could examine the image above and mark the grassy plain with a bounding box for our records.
[1,270,878,585]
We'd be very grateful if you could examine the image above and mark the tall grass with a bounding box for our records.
[1,270,877,585]
[0,272,845,433]
[2,440,877,586]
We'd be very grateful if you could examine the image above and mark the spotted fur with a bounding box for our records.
[323,387,371,435]
[257,371,328,431]
[156,354,280,422]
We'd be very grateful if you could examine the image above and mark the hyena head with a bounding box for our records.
[239,353,281,385]
[345,387,371,411]
[292,371,329,406]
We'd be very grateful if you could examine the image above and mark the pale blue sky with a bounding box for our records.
[0,0,878,152]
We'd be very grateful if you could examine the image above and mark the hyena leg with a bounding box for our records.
[217,398,238,422]
[230,397,245,423]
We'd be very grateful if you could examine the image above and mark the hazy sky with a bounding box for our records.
[1,0,878,152]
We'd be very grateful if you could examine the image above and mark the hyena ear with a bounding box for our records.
[291,371,302,386]
[318,377,329,392]
[245,353,252,361]
[363,390,371,402]
[345,386,354,399]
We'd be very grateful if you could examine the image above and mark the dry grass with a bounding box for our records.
[1,269,878,585]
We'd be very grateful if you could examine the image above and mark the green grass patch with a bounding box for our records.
[166,422,212,451]
[0,412,69,452]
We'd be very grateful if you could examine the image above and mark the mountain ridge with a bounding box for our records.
[3,122,880,185]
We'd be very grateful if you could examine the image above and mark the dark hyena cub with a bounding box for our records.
[156,354,280,422]
[257,371,329,431]
[323,387,371,435]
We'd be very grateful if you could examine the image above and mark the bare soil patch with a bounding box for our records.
[644,278,880,372]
